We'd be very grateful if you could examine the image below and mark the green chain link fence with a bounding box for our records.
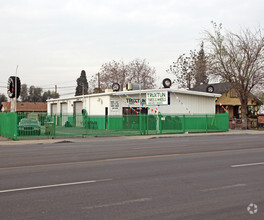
[0,113,229,140]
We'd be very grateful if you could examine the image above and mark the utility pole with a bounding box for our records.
[55,85,57,94]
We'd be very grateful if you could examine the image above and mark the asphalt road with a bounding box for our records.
[0,134,264,220]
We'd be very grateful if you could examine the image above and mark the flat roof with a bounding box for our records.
[47,88,221,103]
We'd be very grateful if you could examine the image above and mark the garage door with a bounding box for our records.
[74,102,83,114]
[51,104,57,115]
[74,102,83,127]
[60,103,68,126]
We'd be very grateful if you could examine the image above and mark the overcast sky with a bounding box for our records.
[1,0,264,97]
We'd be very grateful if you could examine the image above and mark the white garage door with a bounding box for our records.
[51,104,57,115]
[74,102,83,127]
[60,103,68,126]
[74,102,83,114]
[61,103,68,114]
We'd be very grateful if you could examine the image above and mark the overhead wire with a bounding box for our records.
[37,80,76,87]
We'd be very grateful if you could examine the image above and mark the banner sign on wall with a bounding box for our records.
[110,100,120,110]
[126,98,146,105]
[146,92,168,105]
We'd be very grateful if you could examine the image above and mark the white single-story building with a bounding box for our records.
[45,86,230,134]
[47,88,220,117]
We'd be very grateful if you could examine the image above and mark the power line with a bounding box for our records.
[58,86,75,89]
[59,92,75,96]
[38,80,75,87]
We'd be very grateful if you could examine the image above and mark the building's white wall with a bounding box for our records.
[158,93,216,115]
[83,96,110,115]
[109,93,216,115]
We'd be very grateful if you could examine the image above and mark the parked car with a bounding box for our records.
[18,118,41,136]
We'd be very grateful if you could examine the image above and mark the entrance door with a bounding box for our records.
[105,107,108,129]
[233,106,239,118]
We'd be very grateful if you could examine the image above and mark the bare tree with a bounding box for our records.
[128,58,156,89]
[167,43,208,89]
[90,59,156,92]
[98,60,129,91]
[168,52,196,89]
[205,22,264,128]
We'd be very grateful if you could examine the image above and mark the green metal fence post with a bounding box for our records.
[14,112,18,140]
[139,113,142,135]
[53,115,56,137]
[183,115,185,133]
[159,113,162,134]
[147,114,149,135]
[205,114,208,133]
[226,112,230,131]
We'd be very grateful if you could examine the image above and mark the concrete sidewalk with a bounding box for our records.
[0,129,263,146]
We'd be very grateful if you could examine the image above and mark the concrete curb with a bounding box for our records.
[0,130,263,146]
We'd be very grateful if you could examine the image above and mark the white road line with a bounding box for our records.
[0,179,112,194]
[231,162,264,168]
[83,198,152,210]
[201,184,246,192]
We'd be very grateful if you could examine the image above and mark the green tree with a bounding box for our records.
[42,90,60,102]
[194,42,208,87]
[204,22,264,129]
[20,84,28,101]
[0,93,7,102]
[75,70,88,96]
[28,86,43,102]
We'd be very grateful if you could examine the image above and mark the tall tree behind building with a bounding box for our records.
[89,59,156,92]
[0,93,7,102]
[194,42,208,87]
[167,43,209,89]
[18,83,59,102]
[28,86,43,102]
[42,90,60,102]
[99,60,128,91]
[128,58,156,89]
[20,84,28,101]
[75,70,89,96]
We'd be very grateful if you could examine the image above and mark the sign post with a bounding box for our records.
[146,92,168,135]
